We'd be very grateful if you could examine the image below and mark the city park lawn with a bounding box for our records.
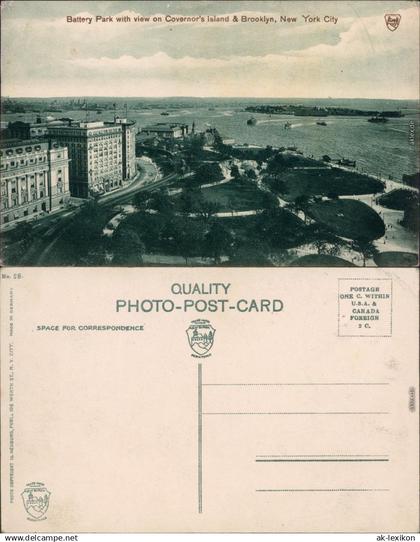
[376,188,419,211]
[373,251,418,267]
[198,181,268,212]
[290,254,356,267]
[268,167,385,200]
[218,208,308,249]
[307,199,385,241]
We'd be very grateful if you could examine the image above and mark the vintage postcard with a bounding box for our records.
[0,0,419,535]
[0,0,418,268]
[0,267,419,532]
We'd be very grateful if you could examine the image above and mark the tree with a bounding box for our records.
[183,134,205,163]
[229,241,272,266]
[293,195,311,223]
[401,199,420,232]
[262,175,286,195]
[8,221,34,250]
[179,186,203,215]
[326,243,342,257]
[133,191,150,210]
[255,208,306,249]
[246,168,257,180]
[60,201,107,263]
[159,215,184,249]
[3,221,36,265]
[198,200,220,222]
[112,227,145,265]
[266,152,288,174]
[83,243,109,266]
[178,221,204,264]
[260,145,275,161]
[134,214,163,250]
[327,192,339,200]
[204,221,233,263]
[173,157,187,174]
[351,237,378,267]
[261,191,279,211]
[149,190,173,215]
[194,162,223,185]
[230,164,241,180]
[306,223,343,256]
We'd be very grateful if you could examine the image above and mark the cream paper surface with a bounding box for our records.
[0,267,418,532]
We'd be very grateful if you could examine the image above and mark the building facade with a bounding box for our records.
[141,123,189,139]
[107,118,137,181]
[0,139,70,226]
[7,120,49,140]
[6,117,65,139]
[47,121,124,198]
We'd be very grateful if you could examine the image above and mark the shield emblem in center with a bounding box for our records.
[186,319,215,356]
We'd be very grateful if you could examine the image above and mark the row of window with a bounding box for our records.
[2,190,47,207]
[2,173,45,184]
[92,159,120,165]
[92,169,121,176]
[1,145,43,157]
[2,202,50,223]
[2,195,67,223]
[51,132,121,139]
[90,174,120,182]
[90,152,121,157]
[7,183,45,193]
[1,156,47,169]
[2,185,46,197]
[89,142,120,147]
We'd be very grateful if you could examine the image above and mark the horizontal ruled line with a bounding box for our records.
[255,458,389,463]
[256,454,389,458]
[203,383,389,386]
[203,412,389,415]
[256,488,389,492]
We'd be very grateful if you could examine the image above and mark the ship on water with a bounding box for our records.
[316,120,327,126]
[368,115,388,123]
[338,158,356,167]
[247,117,257,125]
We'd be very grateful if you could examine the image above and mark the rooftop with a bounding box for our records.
[142,123,188,132]
[0,138,48,149]
[109,117,136,126]
[49,120,137,130]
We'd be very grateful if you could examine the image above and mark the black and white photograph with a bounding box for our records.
[1,0,419,267]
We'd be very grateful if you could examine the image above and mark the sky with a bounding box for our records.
[1,0,419,99]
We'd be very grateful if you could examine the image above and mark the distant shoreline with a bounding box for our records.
[2,96,419,103]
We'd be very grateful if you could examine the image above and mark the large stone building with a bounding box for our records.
[47,119,136,198]
[7,119,49,139]
[6,117,71,140]
[47,121,123,198]
[0,139,70,226]
[140,123,189,139]
[106,118,136,182]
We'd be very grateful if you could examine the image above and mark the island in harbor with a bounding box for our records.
[244,104,404,118]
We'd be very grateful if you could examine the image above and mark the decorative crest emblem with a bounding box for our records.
[384,14,401,31]
[186,319,215,357]
[21,482,51,521]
